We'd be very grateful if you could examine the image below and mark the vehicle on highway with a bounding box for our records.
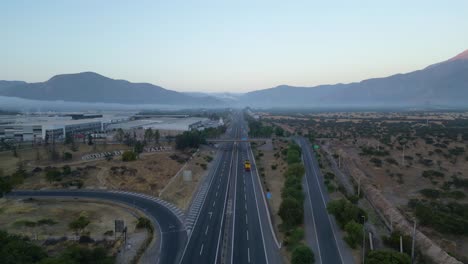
[244,160,251,171]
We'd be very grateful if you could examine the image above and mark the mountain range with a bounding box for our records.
[239,49,468,107]
[1,49,467,109]
[0,72,221,106]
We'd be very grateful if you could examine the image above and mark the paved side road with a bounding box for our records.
[9,190,187,264]
[297,137,355,264]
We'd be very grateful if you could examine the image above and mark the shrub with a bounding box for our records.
[344,220,362,248]
[286,227,305,249]
[370,157,383,167]
[291,245,315,264]
[327,199,367,228]
[45,169,62,182]
[422,170,444,178]
[385,158,398,165]
[62,152,73,161]
[279,197,303,228]
[419,188,440,199]
[366,250,410,264]
[382,231,412,255]
[122,151,137,162]
[136,217,153,233]
[62,165,71,175]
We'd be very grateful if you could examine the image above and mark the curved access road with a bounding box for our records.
[9,190,187,264]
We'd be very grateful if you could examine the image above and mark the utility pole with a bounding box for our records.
[411,220,416,264]
[400,235,403,253]
[390,214,393,232]
[362,215,366,264]
[357,175,361,197]
[402,144,405,166]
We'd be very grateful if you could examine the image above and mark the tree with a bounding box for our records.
[175,131,206,150]
[366,250,410,264]
[11,163,27,186]
[291,245,315,264]
[64,133,74,145]
[62,165,71,176]
[122,151,137,162]
[279,197,303,228]
[274,126,285,137]
[45,169,62,183]
[144,128,153,143]
[114,128,125,143]
[0,230,48,264]
[154,129,160,144]
[343,220,362,248]
[327,199,367,228]
[134,140,144,154]
[0,177,12,197]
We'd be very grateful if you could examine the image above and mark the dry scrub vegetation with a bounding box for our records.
[263,111,468,263]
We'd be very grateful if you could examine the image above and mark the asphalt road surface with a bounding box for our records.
[298,137,354,264]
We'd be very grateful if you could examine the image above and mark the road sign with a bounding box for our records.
[313,145,320,149]
[266,192,272,200]
[115,220,125,233]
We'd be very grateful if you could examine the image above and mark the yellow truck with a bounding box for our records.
[244,160,251,172]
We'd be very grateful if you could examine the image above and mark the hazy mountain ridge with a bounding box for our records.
[1,50,467,109]
[0,72,222,106]
[0,80,27,91]
[239,49,468,107]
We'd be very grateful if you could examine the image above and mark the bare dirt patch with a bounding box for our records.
[160,148,215,211]
[252,138,289,241]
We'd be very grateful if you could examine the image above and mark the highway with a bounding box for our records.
[297,137,354,264]
[180,112,281,264]
[231,114,282,264]
[179,117,240,264]
[9,190,187,264]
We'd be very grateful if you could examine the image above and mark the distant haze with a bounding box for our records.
[0,49,467,110]
[2,1,468,92]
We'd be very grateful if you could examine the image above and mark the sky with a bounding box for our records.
[1,1,468,93]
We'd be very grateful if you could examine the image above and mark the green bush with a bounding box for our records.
[62,152,73,161]
[0,177,13,197]
[136,217,154,233]
[62,165,71,175]
[419,188,440,199]
[366,250,410,264]
[122,151,137,162]
[327,199,367,228]
[422,170,444,178]
[45,169,62,182]
[291,245,315,264]
[279,197,303,228]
